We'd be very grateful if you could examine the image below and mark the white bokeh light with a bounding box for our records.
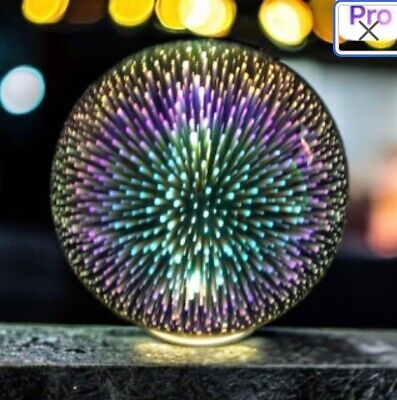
[0,65,45,115]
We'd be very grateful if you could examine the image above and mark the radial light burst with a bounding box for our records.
[51,40,348,345]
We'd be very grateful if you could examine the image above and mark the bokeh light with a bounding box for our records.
[109,0,155,27]
[366,39,396,50]
[22,0,70,24]
[308,0,346,44]
[258,0,313,49]
[179,0,237,37]
[155,0,185,31]
[66,0,107,24]
[0,65,45,115]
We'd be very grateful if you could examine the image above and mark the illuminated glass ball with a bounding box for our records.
[51,41,348,346]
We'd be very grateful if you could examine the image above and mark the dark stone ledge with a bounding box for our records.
[0,325,396,400]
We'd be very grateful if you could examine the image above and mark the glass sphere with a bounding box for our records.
[51,40,348,346]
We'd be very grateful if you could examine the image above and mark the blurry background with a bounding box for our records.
[0,0,396,327]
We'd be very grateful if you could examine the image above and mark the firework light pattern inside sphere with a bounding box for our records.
[51,40,348,346]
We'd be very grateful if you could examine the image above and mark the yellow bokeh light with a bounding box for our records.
[109,0,155,27]
[155,0,185,31]
[308,0,346,44]
[179,0,237,38]
[366,39,396,49]
[179,0,211,30]
[22,0,70,24]
[258,0,313,48]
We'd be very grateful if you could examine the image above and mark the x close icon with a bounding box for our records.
[359,20,379,40]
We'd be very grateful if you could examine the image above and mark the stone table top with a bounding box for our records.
[0,325,396,399]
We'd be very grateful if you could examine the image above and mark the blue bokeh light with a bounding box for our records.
[0,65,45,115]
